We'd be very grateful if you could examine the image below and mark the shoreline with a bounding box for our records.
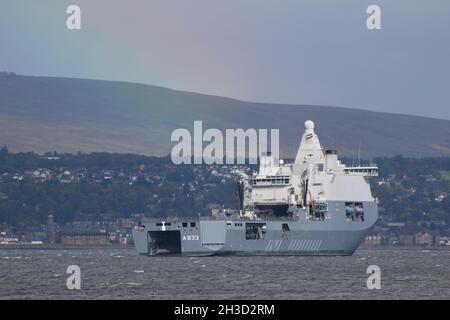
[0,243,133,250]
[358,245,450,251]
[1,244,450,251]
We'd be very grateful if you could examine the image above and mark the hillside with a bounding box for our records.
[1,72,450,158]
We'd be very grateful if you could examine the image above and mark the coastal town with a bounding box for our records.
[0,150,450,248]
[1,214,450,249]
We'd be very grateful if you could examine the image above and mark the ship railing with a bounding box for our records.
[141,214,298,223]
[343,164,379,177]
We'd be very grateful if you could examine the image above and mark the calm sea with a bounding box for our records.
[0,248,449,299]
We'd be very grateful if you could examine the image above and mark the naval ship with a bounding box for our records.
[133,120,379,256]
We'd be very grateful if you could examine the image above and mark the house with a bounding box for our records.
[60,231,110,246]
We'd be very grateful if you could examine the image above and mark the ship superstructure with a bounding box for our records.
[133,121,379,256]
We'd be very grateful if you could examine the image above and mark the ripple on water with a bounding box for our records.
[1,248,449,299]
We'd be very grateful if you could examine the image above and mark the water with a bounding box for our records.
[1,248,449,299]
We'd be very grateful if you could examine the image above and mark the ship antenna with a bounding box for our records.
[292,142,295,161]
[358,142,361,166]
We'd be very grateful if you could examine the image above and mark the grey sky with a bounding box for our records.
[1,0,449,119]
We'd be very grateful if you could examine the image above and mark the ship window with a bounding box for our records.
[190,222,196,227]
[182,222,188,228]
[245,223,267,240]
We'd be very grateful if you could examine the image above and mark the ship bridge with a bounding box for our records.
[343,165,378,177]
[249,175,291,186]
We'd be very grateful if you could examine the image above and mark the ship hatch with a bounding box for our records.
[147,230,181,255]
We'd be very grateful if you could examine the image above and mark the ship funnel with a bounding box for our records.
[325,149,338,173]
[259,152,278,176]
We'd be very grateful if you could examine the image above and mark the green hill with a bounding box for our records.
[1,72,450,158]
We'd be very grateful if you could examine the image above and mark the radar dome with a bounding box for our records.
[305,120,315,130]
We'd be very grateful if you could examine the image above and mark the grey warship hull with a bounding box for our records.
[132,201,378,256]
[133,120,379,256]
